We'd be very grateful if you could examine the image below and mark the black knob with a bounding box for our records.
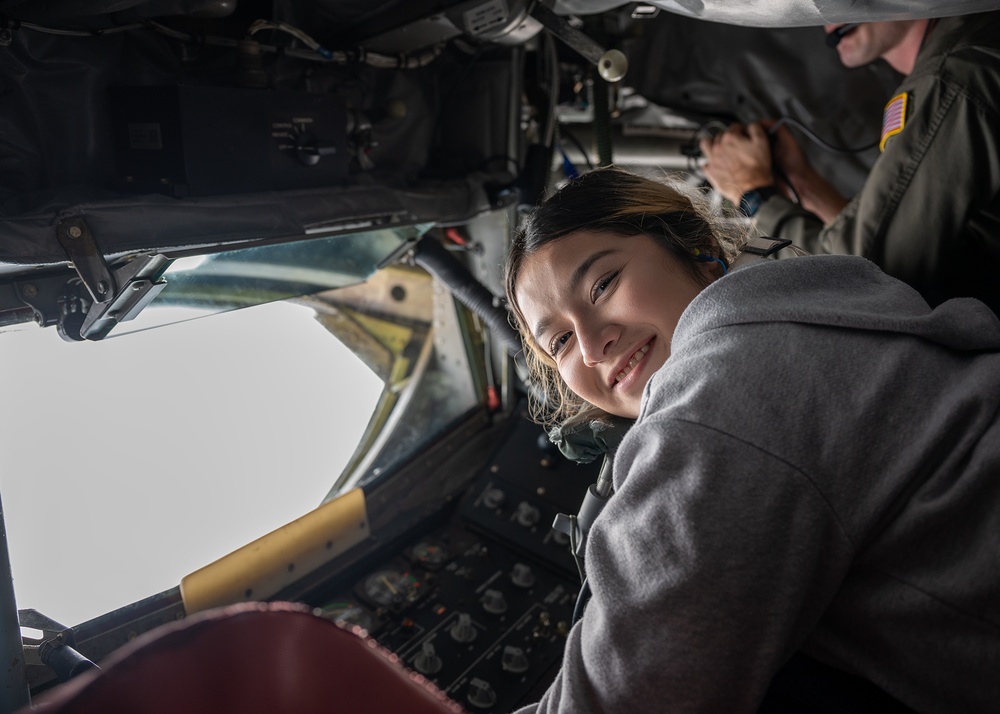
[295,131,338,166]
[413,642,443,675]
[502,646,530,674]
[451,613,477,643]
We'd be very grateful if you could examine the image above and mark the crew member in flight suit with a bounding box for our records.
[699,13,1000,314]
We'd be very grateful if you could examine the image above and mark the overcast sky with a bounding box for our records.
[0,301,382,627]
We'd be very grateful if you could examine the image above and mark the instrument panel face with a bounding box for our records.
[315,416,600,712]
[318,523,578,712]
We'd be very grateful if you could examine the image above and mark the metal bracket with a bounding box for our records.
[57,217,116,305]
[19,608,74,648]
[19,609,98,683]
[54,216,170,341]
[14,277,86,335]
[77,253,171,341]
[529,3,628,82]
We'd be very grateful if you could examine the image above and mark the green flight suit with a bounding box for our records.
[755,12,1000,313]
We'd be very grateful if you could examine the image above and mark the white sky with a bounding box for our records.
[0,301,382,627]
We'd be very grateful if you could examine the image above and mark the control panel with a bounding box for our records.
[313,416,599,712]
[109,85,348,197]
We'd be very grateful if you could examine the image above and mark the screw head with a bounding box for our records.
[97,281,108,295]
[22,284,37,298]
[67,226,82,239]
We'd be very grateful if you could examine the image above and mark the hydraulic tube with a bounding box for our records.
[412,237,522,357]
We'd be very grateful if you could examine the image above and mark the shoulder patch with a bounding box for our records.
[880,92,908,152]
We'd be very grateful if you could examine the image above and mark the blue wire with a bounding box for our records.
[558,143,580,179]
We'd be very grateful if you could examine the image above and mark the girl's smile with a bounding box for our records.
[515,230,717,418]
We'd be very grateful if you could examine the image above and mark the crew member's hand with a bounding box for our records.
[699,122,773,205]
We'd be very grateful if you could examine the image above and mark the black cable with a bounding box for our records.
[567,515,585,584]
[770,116,879,155]
[591,77,613,167]
[479,154,521,175]
[558,124,595,171]
[572,578,591,625]
[772,164,802,205]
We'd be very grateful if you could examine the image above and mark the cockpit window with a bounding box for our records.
[0,300,382,627]
[0,224,483,627]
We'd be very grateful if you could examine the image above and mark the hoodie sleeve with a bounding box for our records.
[520,415,856,714]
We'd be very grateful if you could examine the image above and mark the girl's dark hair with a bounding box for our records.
[504,166,744,427]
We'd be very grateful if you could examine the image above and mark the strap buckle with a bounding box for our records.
[741,236,792,257]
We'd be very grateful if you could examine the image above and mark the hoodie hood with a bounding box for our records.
[677,255,1000,353]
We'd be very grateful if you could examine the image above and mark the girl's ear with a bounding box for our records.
[693,249,727,281]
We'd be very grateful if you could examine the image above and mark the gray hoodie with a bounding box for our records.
[518,255,1000,714]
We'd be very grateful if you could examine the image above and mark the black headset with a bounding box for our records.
[826,23,860,48]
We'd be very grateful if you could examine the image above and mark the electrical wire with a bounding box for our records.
[246,18,443,68]
[468,305,502,411]
[558,124,595,171]
[126,19,442,68]
[772,164,802,205]
[594,455,614,498]
[540,31,560,148]
[572,579,591,624]
[146,20,238,49]
[11,20,145,36]
[557,141,580,179]
[770,116,879,154]
[478,155,521,175]
[248,19,322,53]
[247,20,444,69]
[695,115,878,159]
[567,514,585,585]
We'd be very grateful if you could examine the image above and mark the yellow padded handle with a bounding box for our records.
[181,488,370,614]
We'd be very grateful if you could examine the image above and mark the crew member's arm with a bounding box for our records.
[842,68,1000,299]
[747,65,1000,298]
[700,122,849,254]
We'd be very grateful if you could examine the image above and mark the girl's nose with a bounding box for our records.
[578,322,618,367]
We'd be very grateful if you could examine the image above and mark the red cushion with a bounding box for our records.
[28,602,466,714]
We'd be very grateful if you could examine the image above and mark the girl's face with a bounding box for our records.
[515,230,716,419]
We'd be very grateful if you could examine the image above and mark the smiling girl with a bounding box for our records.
[504,167,1000,714]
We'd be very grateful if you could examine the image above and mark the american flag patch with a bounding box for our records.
[880,92,908,152]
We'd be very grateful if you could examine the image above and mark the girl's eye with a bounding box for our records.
[549,331,572,357]
[592,270,619,301]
